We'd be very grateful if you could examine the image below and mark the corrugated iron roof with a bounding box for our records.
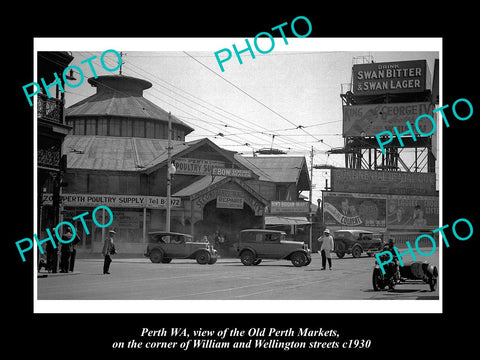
[65,75,194,133]
[63,135,188,172]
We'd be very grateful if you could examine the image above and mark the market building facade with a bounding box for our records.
[40,74,312,256]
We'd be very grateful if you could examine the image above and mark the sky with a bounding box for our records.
[36,38,440,204]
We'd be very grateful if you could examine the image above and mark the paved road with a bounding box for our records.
[37,250,439,303]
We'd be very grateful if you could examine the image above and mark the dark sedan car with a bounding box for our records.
[144,231,218,265]
[332,230,383,258]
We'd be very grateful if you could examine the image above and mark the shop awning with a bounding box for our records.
[265,216,311,226]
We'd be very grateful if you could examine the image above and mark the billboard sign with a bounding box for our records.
[323,192,439,231]
[323,192,387,228]
[342,102,435,137]
[387,196,438,230]
[330,168,436,196]
[352,60,430,96]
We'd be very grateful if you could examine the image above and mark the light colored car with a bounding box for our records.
[144,231,218,265]
[235,229,311,267]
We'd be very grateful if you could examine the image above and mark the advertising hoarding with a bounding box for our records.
[268,201,310,214]
[352,60,430,96]
[330,168,436,196]
[323,192,387,228]
[387,195,438,230]
[323,192,438,230]
[342,102,435,137]
[175,158,225,175]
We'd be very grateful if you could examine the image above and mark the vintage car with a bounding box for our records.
[235,229,311,267]
[332,229,383,258]
[144,231,218,265]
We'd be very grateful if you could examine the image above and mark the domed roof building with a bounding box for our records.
[66,75,193,140]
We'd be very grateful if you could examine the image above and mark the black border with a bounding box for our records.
[8,5,478,356]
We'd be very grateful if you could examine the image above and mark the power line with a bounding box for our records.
[183,51,335,150]
[67,51,343,157]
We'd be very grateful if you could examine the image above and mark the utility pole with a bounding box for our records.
[309,146,314,251]
[166,112,172,232]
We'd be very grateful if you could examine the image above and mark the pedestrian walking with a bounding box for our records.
[45,239,58,273]
[59,240,72,273]
[318,229,334,270]
[102,229,117,274]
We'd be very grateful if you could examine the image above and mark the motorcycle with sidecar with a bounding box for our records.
[372,251,438,291]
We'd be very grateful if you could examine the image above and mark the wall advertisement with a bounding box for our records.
[342,102,435,137]
[330,168,437,195]
[323,192,438,230]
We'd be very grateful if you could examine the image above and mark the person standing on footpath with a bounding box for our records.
[318,229,335,270]
[59,236,73,273]
[102,229,116,275]
[67,227,81,272]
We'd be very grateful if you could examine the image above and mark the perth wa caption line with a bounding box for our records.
[127,327,362,351]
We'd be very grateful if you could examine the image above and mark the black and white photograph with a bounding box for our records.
[8,6,478,357]
[32,38,441,311]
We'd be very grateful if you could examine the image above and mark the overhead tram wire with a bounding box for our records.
[74,51,330,155]
[105,50,322,153]
[113,52,318,154]
[76,52,271,150]
[44,52,270,152]
[182,51,335,151]
[52,54,326,161]
[46,52,339,156]
[89,51,295,150]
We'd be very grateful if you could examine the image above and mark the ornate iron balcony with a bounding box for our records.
[37,93,63,124]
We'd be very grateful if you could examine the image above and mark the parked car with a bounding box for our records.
[235,229,311,267]
[144,231,218,265]
[332,230,383,258]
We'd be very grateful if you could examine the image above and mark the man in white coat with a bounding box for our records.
[318,229,334,270]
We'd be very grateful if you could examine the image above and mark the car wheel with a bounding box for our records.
[149,249,164,263]
[291,252,307,267]
[196,251,211,265]
[352,246,362,258]
[253,258,262,266]
[161,258,172,263]
[335,242,346,258]
[240,250,255,266]
[208,256,217,265]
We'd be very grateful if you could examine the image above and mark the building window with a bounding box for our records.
[98,118,108,136]
[110,119,121,136]
[146,121,155,138]
[73,119,85,135]
[122,119,132,137]
[133,120,145,138]
[85,119,96,135]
